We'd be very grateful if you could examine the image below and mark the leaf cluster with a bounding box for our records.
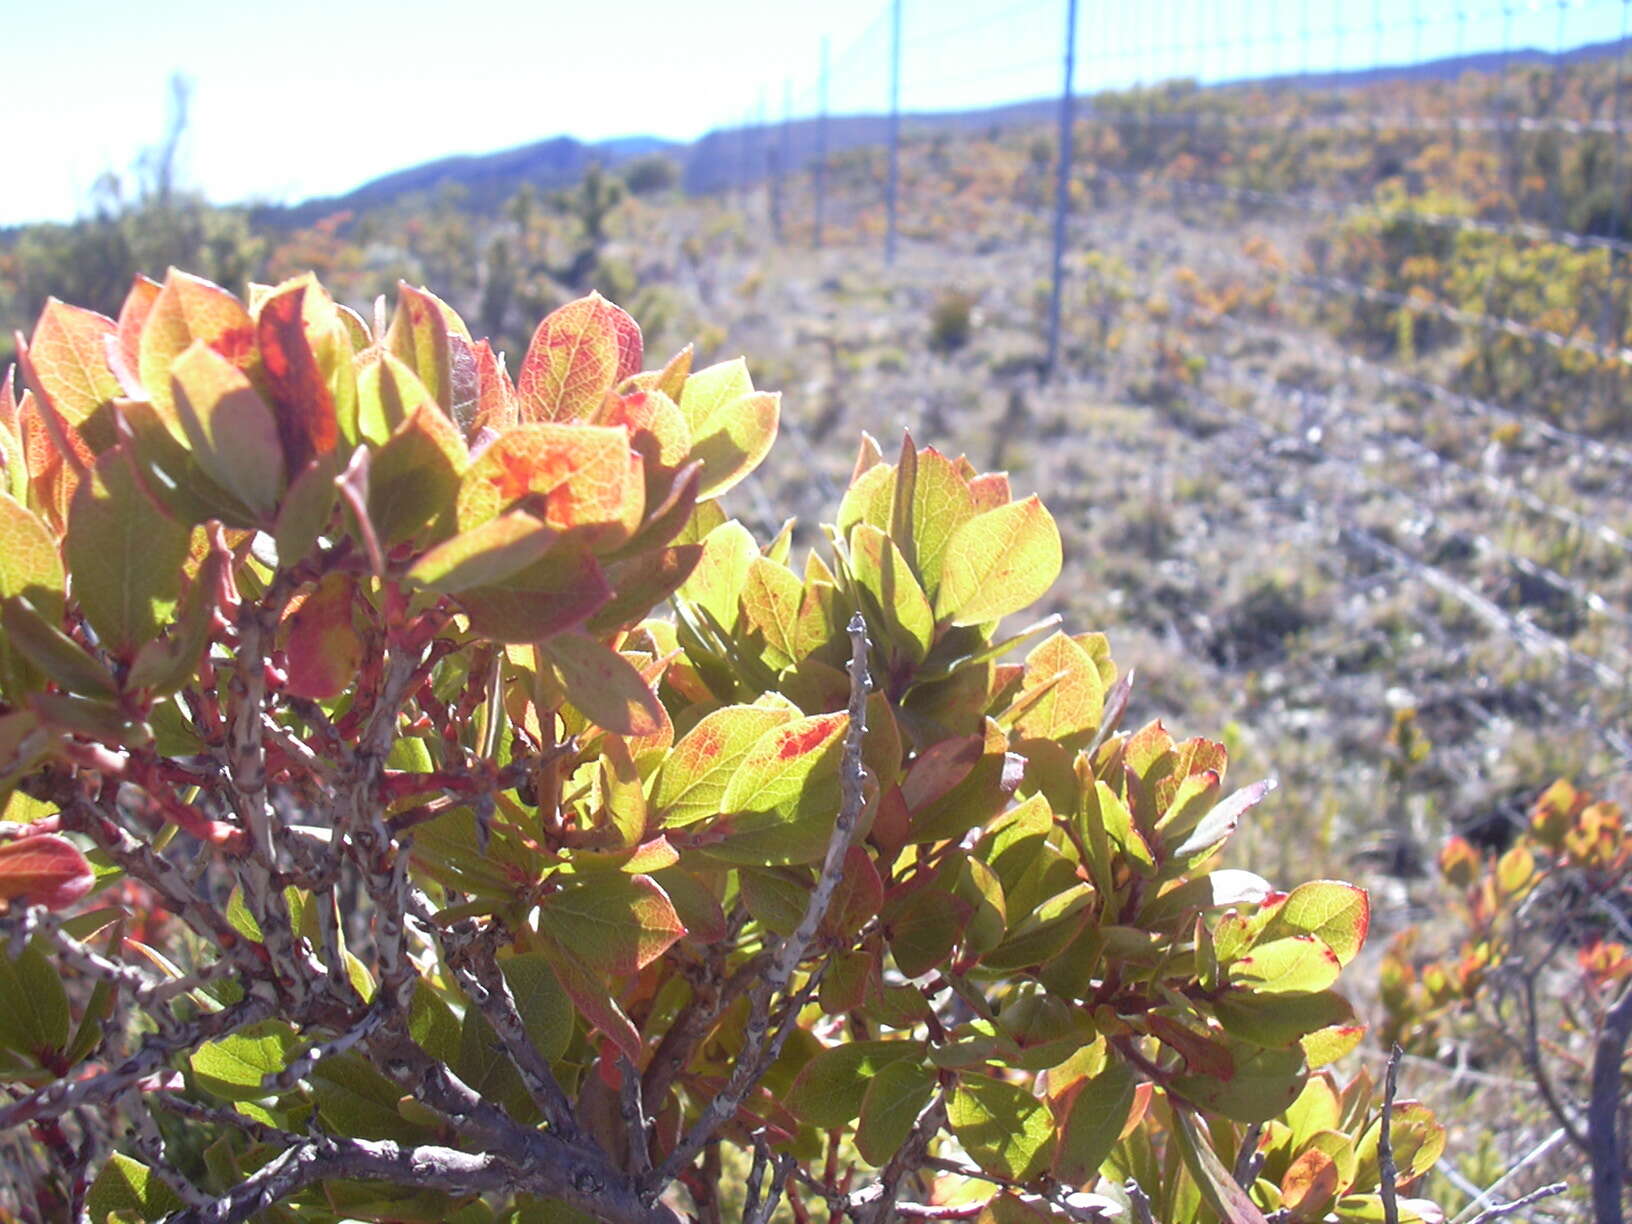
[0,277,1439,1224]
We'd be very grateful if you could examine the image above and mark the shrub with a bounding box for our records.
[0,276,1436,1223]
[928,290,975,354]
[1383,780,1632,1220]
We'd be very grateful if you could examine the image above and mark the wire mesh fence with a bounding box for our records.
[700,0,1632,791]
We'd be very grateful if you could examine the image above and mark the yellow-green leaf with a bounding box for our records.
[706,712,849,865]
[677,358,778,498]
[948,1074,1056,1181]
[540,631,664,737]
[1259,880,1371,968]
[785,1040,923,1129]
[170,340,284,519]
[66,448,189,656]
[651,704,795,828]
[934,496,1062,627]
[535,873,684,976]
[856,1058,937,1165]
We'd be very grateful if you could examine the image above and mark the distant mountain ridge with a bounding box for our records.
[257,134,680,227]
[254,33,1631,225]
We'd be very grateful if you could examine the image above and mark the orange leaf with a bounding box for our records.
[469,338,517,437]
[139,270,258,429]
[115,275,163,389]
[456,423,640,546]
[22,300,121,430]
[0,833,95,910]
[516,293,642,423]
[281,573,362,700]
[257,280,339,472]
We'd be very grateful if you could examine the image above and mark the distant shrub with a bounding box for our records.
[929,288,976,352]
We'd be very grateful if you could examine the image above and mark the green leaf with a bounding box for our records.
[170,340,285,519]
[1052,1058,1135,1186]
[1172,1041,1307,1123]
[677,358,778,498]
[1170,1105,1272,1224]
[785,1040,923,1129]
[1011,632,1106,743]
[409,981,463,1066]
[368,400,468,547]
[499,953,574,1062]
[706,712,850,865]
[855,1058,936,1165]
[1228,936,1343,995]
[66,448,189,656]
[933,496,1061,627]
[0,938,71,1057]
[85,1153,186,1222]
[454,544,612,643]
[738,555,804,669]
[1171,779,1275,865]
[678,519,757,636]
[0,595,116,698]
[540,631,664,737]
[1259,881,1371,968]
[311,1051,435,1142]
[948,1073,1056,1181]
[356,348,438,444]
[739,867,811,937]
[406,511,556,593]
[535,873,684,976]
[188,1020,297,1101]
[1215,988,1356,1049]
[0,492,65,621]
[901,445,978,600]
[384,283,471,419]
[885,884,965,977]
[849,522,934,662]
[651,704,795,828]
[274,453,341,567]
[125,546,223,696]
[116,395,256,528]
[535,933,643,1062]
[1354,1101,1446,1190]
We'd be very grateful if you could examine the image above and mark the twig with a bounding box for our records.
[1465,1182,1571,1224]
[0,996,273,1130]
[1380,1044,1402,1224]
[853,1095,949,1224]
[619,1056,653,1177]
[157,1136,516,1224]
[124,1088,212,1209]
[1234,1121,1265,1188]
[649,614,871,1193]
[1447,1129,1569,1224]
[1125,1179,1156,1224]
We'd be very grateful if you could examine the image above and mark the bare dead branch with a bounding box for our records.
[1125,1179,1156,1224]
[1591,980,1632,1224]
[1380,1044,1402,1224]
[1465,1182,1571,1224]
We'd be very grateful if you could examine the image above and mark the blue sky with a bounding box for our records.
[6,0,1628,226]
